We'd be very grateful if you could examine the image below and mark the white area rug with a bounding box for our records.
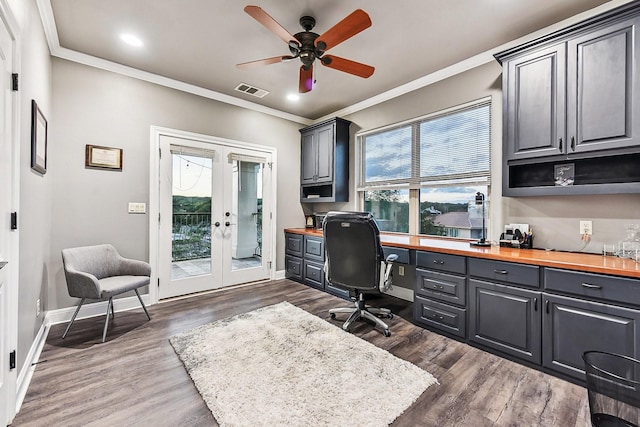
[169,301,438,427]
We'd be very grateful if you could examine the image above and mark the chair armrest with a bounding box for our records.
[379,254,398,292]
[117,257,151,277]
[385,254,398,264]
[64,268,102,299]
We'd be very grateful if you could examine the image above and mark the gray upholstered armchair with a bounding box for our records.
[61,244,151,342]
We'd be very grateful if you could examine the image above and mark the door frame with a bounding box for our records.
[0,1,19,424]
[149,126,278,304]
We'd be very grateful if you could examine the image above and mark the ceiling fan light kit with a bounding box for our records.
[238,5,375,93]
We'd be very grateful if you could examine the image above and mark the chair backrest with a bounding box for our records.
[61,244,123,280]
[323,211,383,292]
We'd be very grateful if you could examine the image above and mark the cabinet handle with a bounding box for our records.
[571,136,575,151]
[559,137,563,151]
[432,284,444,290]
[534,297,538,311]
[494,269,508,274]
[433,260,445,265]
[581,283,602,290]
[545,299,549,314]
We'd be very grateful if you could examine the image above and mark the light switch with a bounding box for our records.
[128,202,146,214]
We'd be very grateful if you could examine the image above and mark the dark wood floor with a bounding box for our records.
[12,279,590,426]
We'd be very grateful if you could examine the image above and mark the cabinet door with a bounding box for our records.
[469,280,542,364]
[315,124,334,183]
[543,293,640,381]
[567,16,640,154]
[300,131,316,184]
[505,43,566,160]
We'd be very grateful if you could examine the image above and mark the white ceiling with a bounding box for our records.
[42,0,621,123]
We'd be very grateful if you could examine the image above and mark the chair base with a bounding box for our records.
[62,289,151,343]
[329,293,393,337]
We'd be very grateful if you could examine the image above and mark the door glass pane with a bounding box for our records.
[171,153,212,279]
[231,160,262,271]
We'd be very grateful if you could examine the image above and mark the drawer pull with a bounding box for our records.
[430,313,444,321]
[432,284,445,290]
[534,297,538,311]
[581,283,602,290]
[494,269,508,274]
[433,260,445,265]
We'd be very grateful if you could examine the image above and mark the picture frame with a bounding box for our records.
[31,100,48,174]
[85,144,123,171]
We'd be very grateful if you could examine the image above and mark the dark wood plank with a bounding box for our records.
[11,279,589,426]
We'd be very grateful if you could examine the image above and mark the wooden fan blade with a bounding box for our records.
[299,65,313,93]
[315,9,371,51]
[237,55,295,69]
[321,55,374,78]
[244,5,295,44]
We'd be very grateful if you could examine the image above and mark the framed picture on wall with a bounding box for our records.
[85,144,123,170]
[31,100,48,174]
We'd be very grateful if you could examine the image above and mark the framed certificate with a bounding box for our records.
[85,145,123,170]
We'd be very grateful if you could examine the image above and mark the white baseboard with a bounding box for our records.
[274,269,285,280]
[15,320,49,414]
[45,293,152,325]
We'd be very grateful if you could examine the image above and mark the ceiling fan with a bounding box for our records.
[237,5,375,93]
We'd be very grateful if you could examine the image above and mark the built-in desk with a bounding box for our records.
[285,228,640,384]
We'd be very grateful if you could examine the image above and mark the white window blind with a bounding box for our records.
[359,99,491,189]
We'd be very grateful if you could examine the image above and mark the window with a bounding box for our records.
[358,98,491,237]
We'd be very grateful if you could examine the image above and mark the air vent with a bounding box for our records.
[234,83,269,98]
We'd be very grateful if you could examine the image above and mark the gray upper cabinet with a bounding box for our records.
[300,117,350,203]
[567,17,640,154]
[505,43,566,161]
[497,3,640,196]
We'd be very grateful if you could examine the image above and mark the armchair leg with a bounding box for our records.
[62,298,86,339]
[102,297,113,343]
[134,289,151,320]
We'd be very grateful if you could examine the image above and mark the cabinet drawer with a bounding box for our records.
[285,255,302,281]
[469,258,539,288]
[414,296,466,339]
[382,246,411,264]
[303,260,324,290]
[416,251,466,274]
[545,268,640,307]
[285,233,303,257]
[416,268,466,306]
[304,236,324,261]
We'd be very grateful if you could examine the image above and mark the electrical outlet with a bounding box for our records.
[36,298,41,317]
[580,220,593,235]
[398,265,405,276]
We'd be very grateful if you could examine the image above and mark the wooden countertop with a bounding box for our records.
[285,228,640,279]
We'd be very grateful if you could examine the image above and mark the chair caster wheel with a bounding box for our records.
[330,313,336,319]
[383,330,391,337]
[388,313,394,319]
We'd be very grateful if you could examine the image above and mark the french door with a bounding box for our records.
[158,135,272,299]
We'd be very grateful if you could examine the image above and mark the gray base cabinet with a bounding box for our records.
[469,279,542,364]
[413,251,467,338]
[284,232,349,299]
[542,293,640,381]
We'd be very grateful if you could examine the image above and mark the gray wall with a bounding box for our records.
[15,0,54,375]
[49,58,305,310]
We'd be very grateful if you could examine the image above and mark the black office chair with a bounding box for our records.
[323,211,398,337]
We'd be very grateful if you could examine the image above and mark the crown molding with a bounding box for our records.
[36,0,633,126]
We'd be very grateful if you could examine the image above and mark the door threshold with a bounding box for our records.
[159,278,271,303]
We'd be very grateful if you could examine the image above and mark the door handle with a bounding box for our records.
[545,299,550,314]
[559,137,563,152]
[534,297,538,311]
[571,136,575,151]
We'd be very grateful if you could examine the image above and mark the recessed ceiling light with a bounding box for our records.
[287,94,300,102]
[120,33,144,47]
